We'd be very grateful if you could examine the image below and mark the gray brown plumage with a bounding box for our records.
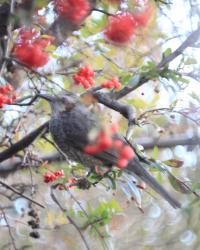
[39,91,181,209]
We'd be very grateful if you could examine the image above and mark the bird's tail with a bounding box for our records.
[128,158,181,209]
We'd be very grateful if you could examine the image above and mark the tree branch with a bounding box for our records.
[0,133,199,176]
[114,25,200,99]
[0,121,49,163]
[134,135,200,149]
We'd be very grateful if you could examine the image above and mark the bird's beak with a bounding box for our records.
[38,94,53,102]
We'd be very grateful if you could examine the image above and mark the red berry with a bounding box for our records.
[113,139,123,149]
[101,77,121,90]
[18,28,39,43]
[5,84,13,92]
[5,98,13,105]
[112,77,121,89]
[120,145,135,160]
[84,145,99,154]
[12,93,17,100]
[54,169,64,177]
[99,136,112,150]
[67,177,76,183]
[117,158,129,169]
[0,86,8,95]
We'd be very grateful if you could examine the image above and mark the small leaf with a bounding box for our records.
[152,146,159,160]
[46,44,57,52]
[184,57,197,65]
[163,159,184,168]
[168,174,191,194]
[127,98,147,109]
[163,48,172,57]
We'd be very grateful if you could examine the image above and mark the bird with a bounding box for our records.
[39,91,181,209]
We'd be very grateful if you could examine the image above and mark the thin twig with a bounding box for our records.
[0,180,45,208]
[0,122,49,163]
[92,8,115,16]
[67,190,109,250]
[0,207,18,250]
[50,186,91,250]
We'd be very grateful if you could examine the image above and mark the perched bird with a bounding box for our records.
[39,91,181,208]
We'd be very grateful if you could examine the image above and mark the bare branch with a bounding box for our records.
[134,135,200,149]
[0,133,199,176]
[0,180,45,208]
[0,122,49,163]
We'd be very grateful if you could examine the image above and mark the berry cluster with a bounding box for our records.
[0,84,16,108]
[13,28,52,68]
[84,124,135,169]
[84,130,113,154]
[104,4,153,45]
[113,140,135,168]
[73,65,95,89]
[54,0,91,24]
[105,12,137,45]
[101,77,121,90]
[67,177,77,189]
[43,169,65,183]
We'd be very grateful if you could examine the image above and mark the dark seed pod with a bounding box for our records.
[29,231,40,239]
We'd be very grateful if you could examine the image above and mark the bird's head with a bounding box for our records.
[38,91,79,115]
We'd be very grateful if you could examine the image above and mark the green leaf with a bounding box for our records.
[127,98,147,109]
[163,48,172,57]
[46,44,57,52]
[152,146,159,160]
[35,0,49,8]
[168,174,191,194]
[184,57,197,65]
[163,159,184,168]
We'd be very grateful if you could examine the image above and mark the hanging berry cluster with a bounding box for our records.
[43,169,65,183]
[73,65,122,90]
[54,0,91,24]
[84,124,135,169]
[113,140,135,168]
[43,169,77,190]
[105,12,138,45]
[104,3,153,45]
[101,77,121,89]
[13,28,53,68]
[73,65,95,89]
[0,84,16,108]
